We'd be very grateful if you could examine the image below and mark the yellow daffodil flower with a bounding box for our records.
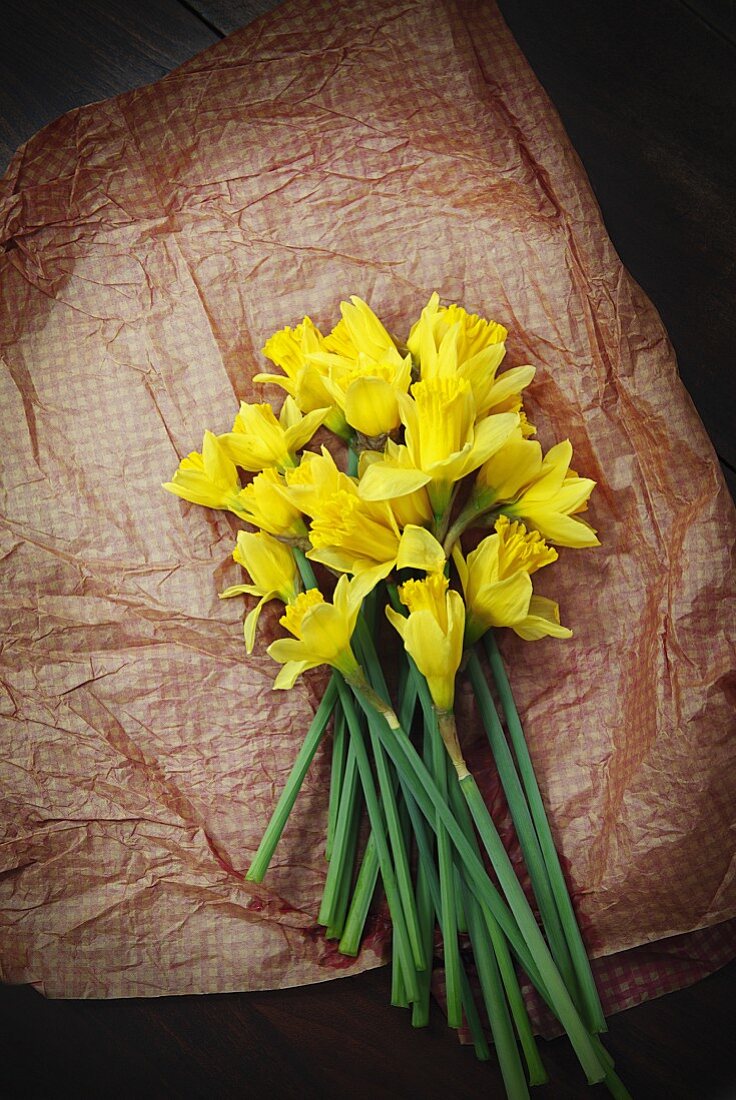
[408,293,507,367]
[302,297,410,439]
[256,317,349,438]
[218,397,327,472]
[454,516,569,644]
[360,376,519,520]
[407,292,535,420]
[309,480,446,585]
[322,296,405,367]
[473,436,599,547]
[235,467,308,539]
[220,531,300,652]
[358,444,434,528]
[267,573,373,689]
[163,431,244,515]
[386,573,465,712]
[281,447,354,517]
[320,357,413,439]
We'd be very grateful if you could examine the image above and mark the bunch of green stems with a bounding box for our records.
[245,563,629,1100]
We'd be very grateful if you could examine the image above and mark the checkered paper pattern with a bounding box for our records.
[0,0,734,1014]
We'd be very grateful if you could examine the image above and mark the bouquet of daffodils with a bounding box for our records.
[164,294,629,1099]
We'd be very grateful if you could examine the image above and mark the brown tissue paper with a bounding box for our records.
[1,0,734,1006]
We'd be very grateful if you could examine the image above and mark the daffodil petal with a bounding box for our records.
[253,371,298,396]
[358,462,431,501]
[451,543,469,592]
[279,395,302,430]
[344,377,400,437]
[219,584,262,599]
[466,412,520,470]
[482,364,536,409]
[512,595,573,640]
[477,436,542,502]
[284,405,330,452]
[244,597,270,653]
[510,508,599,547]
[480,572,533,626]
[272,659,313,689]
[395,525,446,573]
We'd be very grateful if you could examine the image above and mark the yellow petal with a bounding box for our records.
[512,595,573,640]
[476,435,542,502]
[478,364,536,415]
[475,572,533,627]
[457,411,519,477]
[244,597,269,653]
[272,658,313,689]
[232,530,298,598]
[344,376,401,436]
[283,404,330,453]
[358,460,431,502]
[219,583,262,599]
[340,296,402,364]
[513,509,599,548]
[395,525,446,573]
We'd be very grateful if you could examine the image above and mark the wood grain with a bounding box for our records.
[0,0,219,171]
[2,961,735,1098]
[181,0,278,35]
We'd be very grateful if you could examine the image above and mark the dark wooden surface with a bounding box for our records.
[1,2,735,1097]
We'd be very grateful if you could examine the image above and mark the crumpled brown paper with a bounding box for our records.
[1,0,734,1003]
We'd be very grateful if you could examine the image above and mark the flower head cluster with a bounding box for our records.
[163,293,598,701]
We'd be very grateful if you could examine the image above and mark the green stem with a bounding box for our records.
[427,702,463,1028]
[293,546,319,588]
[339,836,379,956]
[319,737,360,926]
[589,1036,634,1100]
[324,749,364,939]
[447,762,548,1086]
[335,677,420,1004]
[464,881,529,1100]
[458,771,604,1083]
[246,675,339,882]
[467,652,579,1002]
[484,631,607,1034]
[324,825,362,939]
[339,637,417,958]
[349,685,604,1084]
[391,945,409,1008]
[325,708,347,862]
[399,670,419,734]
[412,705,437,1029]
[354,622,426,972]
[442,493,493,555]
[398,763,491,1061]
